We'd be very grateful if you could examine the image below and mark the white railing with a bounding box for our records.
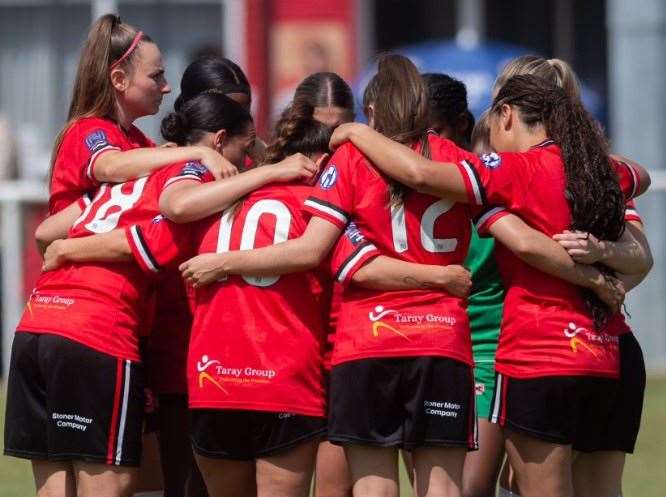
[1,171,666,378]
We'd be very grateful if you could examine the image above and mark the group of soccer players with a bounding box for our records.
[2,13,653,497]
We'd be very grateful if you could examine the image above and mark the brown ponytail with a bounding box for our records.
[492,74,625,325]
[363,54,430,206]
[49,14,153,183]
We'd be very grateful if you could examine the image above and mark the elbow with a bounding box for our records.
[510,237,538,260]
[403,167,429,192]
[162,200,194,224]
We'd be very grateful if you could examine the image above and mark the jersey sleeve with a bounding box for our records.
[329,222,380,286]
[126,215,194,273]
[612,159,641,200]
[624,200,642,224]
[303,143,356,229]
[473,205,512,237]
[49,121,126,213]
[162,160,215,190]
[456,151,535,207]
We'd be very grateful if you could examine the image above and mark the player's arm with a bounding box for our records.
[159,153,321,223]
[42,229,132,270]
[352,259,472,297]
[34,200,83,256]
[610,154,651,197]
[93,145,238,183]
[329,123,470,202]
[180,216,342,287]
[486,213,622,309]
[553,222,652,275]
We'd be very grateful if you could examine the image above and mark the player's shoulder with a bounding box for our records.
[62,117,119,151]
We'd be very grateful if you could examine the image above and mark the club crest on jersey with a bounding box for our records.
[319,164,338,190]
[85,130,109,152]
[480,152,501,169]
[344,222,365,245]
[181,161,208,177]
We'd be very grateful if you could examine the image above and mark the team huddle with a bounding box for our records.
[2,13,653,497]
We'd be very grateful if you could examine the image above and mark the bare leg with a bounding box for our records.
[32,460,76,497]
[504,429,573,497]
[344,445,399,497]
[314,441,352,497]
[256,439,319,497]
[194,453,255,497]
[73,461,138,497]
[412,447,466,497]
[462,420,505,497]
[572,451,625,497]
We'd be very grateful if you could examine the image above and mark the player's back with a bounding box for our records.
[186,181,330,416]
[18,162,193,361]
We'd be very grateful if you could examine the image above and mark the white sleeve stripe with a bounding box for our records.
[81,194,92,206]
[475,206,506,229]
[163,174,204,189]
[460,160,483,205]
[304,199,348,224]
[86,145,121,180]
[129,225,158,272]
[336,244,377,284]
[628,164,639,199]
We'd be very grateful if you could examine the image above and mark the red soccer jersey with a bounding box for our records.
[17,161,210,361]
[127,182,341,417]
[49,117,154,214]
[304,138,478,367]
[458,140,641,378]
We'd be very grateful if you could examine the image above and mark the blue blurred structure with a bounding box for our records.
[355,39,603,122]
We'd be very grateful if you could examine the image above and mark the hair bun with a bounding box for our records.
[160,111,189,145]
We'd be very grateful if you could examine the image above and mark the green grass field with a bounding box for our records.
[1,379,665,496]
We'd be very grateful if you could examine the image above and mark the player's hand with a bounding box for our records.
[272,153,322,184]
[198,147,239,180]
[437,265,472,297]
[179,253,228,288]
[553,230,605,264]
[592,273,625,314]
[329,123,366,151]
[42,239,68,272]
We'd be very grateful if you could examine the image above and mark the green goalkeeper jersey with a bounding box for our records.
[464,227,504,362]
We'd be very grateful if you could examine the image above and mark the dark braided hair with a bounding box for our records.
[263,101,331,166]
[228,101,330,217]
[492,74,626,326]
[422,73,473,148]
[363,54,431,207]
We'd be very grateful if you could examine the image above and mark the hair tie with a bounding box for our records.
[110,31,143,71]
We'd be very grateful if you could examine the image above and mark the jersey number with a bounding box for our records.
[390,199,458,253]
[73,177,148,233]
[216,199,292,287]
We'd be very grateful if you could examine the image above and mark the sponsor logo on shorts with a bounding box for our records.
[52,412,94,432]
[367,305,456,341]
[424,400,461,418]
[563,322,618,359]
[475,383,486,395]
[196,354,277,393]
